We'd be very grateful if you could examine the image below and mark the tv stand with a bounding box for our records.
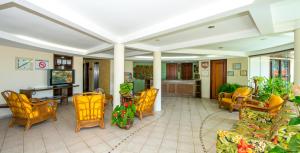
[20,84,79,104]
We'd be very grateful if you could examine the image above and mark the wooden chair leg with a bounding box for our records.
[99,119,105,129]
[75,123,80,133]
[52,113,57,121]
[139,113,143,120]
[8,118,14,128]
[25,121,31,131]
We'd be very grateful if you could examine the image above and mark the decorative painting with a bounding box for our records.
[240,70,247,76]
[233,63,241,70]
[227,71,234,76]
[16,57,33,70]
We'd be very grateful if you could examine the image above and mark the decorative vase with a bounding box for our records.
[118,119,133,130]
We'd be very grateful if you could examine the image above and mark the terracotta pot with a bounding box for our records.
[118,119,133,130]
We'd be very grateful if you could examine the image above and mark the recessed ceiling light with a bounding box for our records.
[208,25,215,29]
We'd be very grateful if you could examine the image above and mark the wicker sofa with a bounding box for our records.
[216,102,299,153]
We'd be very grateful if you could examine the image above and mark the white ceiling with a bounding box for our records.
[141,13,257,47]
[197,32,294,52]
[0,0,299,60]
[0,7,107,50]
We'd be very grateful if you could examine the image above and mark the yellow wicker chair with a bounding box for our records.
[134,88,158,120]
[73,92,105,132]
[218,87,252,112]
[1,90,57,130]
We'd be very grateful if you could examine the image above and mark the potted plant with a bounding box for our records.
[289,85,300,126]
[251,76,265,96]
[218,83,241,94]
[119,82,133,96]
[111,101,136,129]
[257,77,292,102]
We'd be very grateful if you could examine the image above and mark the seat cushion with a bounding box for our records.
[222,98,233,104]
[268,95,284,113]
[232,87,251,98]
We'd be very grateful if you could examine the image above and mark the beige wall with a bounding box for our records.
[227,57,249,86]
[0,45,83,118]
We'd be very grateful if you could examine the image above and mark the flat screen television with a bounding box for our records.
[48,69,75,86]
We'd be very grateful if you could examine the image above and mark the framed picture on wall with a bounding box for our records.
[16,57,33,70]
[240,70,247,76]
[233,63,241,70]
[227,71,234,76]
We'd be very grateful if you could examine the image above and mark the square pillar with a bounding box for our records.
[295,29,300,84]
[153,51,161,111]
[113,44,124,108]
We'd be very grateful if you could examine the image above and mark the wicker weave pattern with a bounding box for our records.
[1,90,57,130]
[73,92,105,132]
[135,88,158,120]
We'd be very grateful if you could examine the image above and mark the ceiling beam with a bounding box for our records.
[249,2,274,35]
[1,0,118,43]
[86,44,113,55]
[126,43,159,52]
[247,43,294,56]
[164,48,248,57]
[0,30,86,55]
[160,29,259,51]
[85,53,113,59]
[125,51,150,57]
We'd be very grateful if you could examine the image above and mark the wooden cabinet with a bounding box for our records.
[53,54,74,98]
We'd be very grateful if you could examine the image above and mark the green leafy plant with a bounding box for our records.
[269,134,300,153]
[111,101,136,129]
[218,83,241,93]
[119,82,133,95]
[257,77,291,101]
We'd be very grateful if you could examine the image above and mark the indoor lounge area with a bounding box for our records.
[0,0,300,153]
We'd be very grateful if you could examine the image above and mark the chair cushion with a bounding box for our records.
[268,95,284,113]
[232,87,251,98]
[222,98,233,104]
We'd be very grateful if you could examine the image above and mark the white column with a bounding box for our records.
[113,44,124,108]
[295,29,300,84]
[153,51,161,111]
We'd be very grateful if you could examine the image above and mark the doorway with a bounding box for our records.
[83,62,90,92]
[210,59,227,99]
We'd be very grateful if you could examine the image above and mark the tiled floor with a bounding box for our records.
[0,97,238,153]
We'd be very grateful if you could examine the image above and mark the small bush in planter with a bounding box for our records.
[218,83,241,94]
[111,101,136,129]
[120,82,133,96]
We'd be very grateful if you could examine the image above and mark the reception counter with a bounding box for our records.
[162,80,201,97]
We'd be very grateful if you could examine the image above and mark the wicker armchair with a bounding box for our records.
[1,90,57,130]
[134,88,158,120]
[218,87,252,112]
[73,92,105,132]
[239,94,285,119]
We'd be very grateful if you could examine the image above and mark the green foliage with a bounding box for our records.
[288,134,300,152]
[119,82,133,95]
[218,83,241,93]
[257,77,292,101]
[111,101,136,128]
[289,117,300,125]
[252,76,265,84]
[268,146,287,153]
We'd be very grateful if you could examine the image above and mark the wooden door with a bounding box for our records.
[167,63,177,80]
[210,60,227,99]
[181,63,193,80]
